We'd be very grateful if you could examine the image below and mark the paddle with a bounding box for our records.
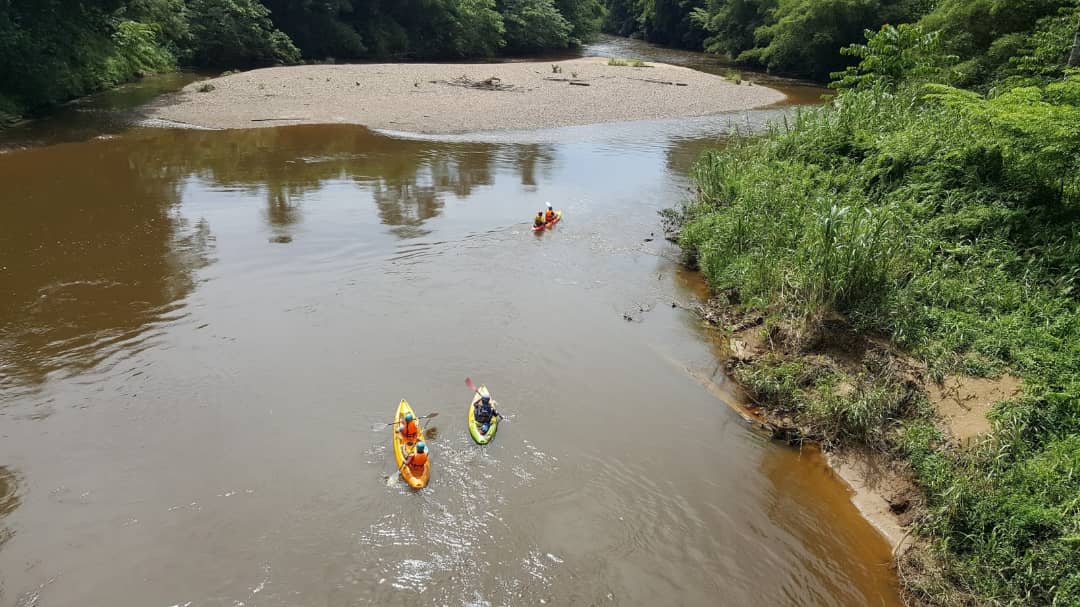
[370,411,439,431]
[466,377,508,424]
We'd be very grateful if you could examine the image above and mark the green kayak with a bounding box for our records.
[467,385,499,444]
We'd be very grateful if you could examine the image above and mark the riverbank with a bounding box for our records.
[690,298,1017,550]
[143,58,785,133]
[670,76,1079,606]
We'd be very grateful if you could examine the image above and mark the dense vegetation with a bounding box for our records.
[602,0,1078,83]
[671,3,1080,606]
[0,0,604,124]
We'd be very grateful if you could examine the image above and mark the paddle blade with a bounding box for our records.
[371,422,391,431]
[423,411,440,420]
[465,377,477,393]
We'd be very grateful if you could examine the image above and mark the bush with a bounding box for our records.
[501,0,574,52]
[186,0,301,67]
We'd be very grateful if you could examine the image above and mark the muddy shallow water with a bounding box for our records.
[0,40,898,607]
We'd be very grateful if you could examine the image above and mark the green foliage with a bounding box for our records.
[187,0,300,67]
[739,0,921,80]
[830,23,946,90]
[122,0,191,56]
[501,0,575,52]
[0,0,175,119]
[677,75,1080,604]
[107,20,176,81]
[457,0,509,56]
[692,0,775,57]
[997,5,1080,87]
[918,0,1077,88]
[0,0,597,121]
[555,0,606,44]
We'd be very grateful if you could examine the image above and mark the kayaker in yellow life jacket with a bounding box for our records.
[473,394,499,435]
[398,412,419,441]
[534,212,545,228]
[544,203,556,223]
[404,441,428,474]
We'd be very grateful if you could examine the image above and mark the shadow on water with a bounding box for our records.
[0,467,18,543]
[0,467,17,601]
[0,72,206,151]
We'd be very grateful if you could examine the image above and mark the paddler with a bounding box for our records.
[534,211,546,228]
[544,203,557,224]
[403,441,428,474]
[473,392,499,435]
[398,412,420,442]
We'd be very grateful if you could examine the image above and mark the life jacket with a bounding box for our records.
[402,419,419,440]
[408,451,428,473]
[534,215,545,226]
[475,402,493,423]
[545,210,556,222]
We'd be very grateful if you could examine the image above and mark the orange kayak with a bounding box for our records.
[393,399,430,489]
[531,210,562,232]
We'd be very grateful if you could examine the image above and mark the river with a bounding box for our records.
[0,37,901,607]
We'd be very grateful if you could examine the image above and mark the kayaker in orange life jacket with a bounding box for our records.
[404,441,428,474]
[544,203,556,223]
[473,393,499,435]
[398,412,419,441]
[534,212,545,228]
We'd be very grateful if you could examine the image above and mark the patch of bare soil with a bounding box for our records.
[926,374,1021,444]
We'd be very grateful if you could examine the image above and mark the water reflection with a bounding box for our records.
[372,181,442,238]
[0,125,561,396]
[0,137,214,397]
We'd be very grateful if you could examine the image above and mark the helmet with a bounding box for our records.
[481,394,491,403]
[480,423,490,434]
[404,413,414,422]
[416,441,426,452]
[546,202,553,209]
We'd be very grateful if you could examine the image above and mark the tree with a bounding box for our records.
[830,23,944,90]
[456,0,508,56]
[187,0,300,67]
[692,0,775,57]
[499,0,574,52]
[555,0,606,44]
[1070,19,1080,66]
[739,0,885,79]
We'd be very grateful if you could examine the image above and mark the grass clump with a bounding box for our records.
[607,57,648,67]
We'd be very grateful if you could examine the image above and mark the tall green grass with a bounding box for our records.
[676,77,1080,605]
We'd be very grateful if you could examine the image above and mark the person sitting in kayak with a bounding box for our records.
[404,441,428,474]
[398,412,419,442]
[534,212,545,228]
[544,203,557,223]
[473,393,499,435]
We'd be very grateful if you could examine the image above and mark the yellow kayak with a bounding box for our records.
[393,399,429,489]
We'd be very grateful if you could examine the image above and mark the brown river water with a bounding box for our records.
[0,38,901,607]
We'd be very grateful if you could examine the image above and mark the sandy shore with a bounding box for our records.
[144,58,786,133]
